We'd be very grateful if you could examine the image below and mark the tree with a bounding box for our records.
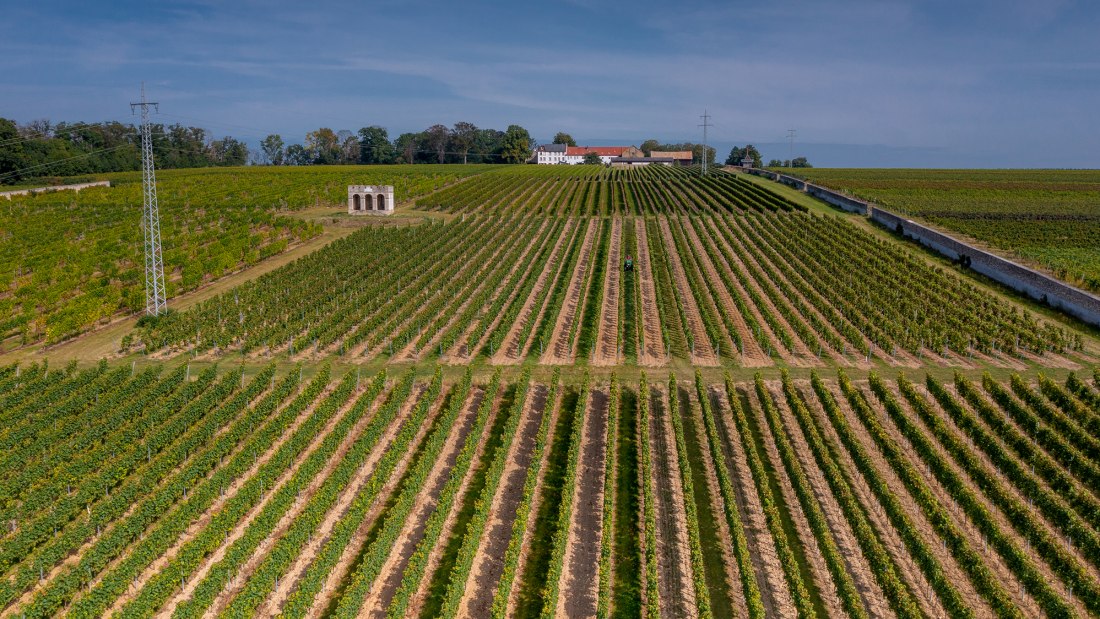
[357,126,394,164]
[394,132,420,164]
[285,143,311,166]
[337,129,358,164]
[791,156,812,168]
[583,151,602,165]
[305,127,340,164]
[207,136,248,166]
[552,132,577,147]
[450,121,478,164]
[500,125,533,164]
[767,158,783,168]
[260,134,285,165]
[725,144,762,167]
[424,124,450,164]
[471,129,504,163]
[640,139,661,156]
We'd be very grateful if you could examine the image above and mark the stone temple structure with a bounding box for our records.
[348,185,395,215]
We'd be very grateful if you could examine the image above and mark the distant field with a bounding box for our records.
[789,168,1100,292]
[1,165,486,346]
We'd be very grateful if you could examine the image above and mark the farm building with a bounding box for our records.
[533,144,641,164]
[348,184,395,215]
[648,150,693,165]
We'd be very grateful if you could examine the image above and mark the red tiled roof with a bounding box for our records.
[565,146,629,156]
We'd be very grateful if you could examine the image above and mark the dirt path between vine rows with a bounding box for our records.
[593,218,622,366]
[649,385,697,618]
[594,217,620,365]
[347,387,483,618]
[402,389,505,619]
[541,219,599,365]
[750,384,846,617]
[456,384,547,618]
[262,384,450,615]
[96,379,348,617]
[502,388,564,617]
[556,387,609,618]
[153,380,397,617]
[708,385,797,619]
[793,380,948,618]
[491,219,578,364]
[685,387,748,617]
[679,218,770,366]
[634,218,667,366]
[822,381,1001,618]
[655,217,717,366]
[201,383,427,617]
[443,219,558,362]
[882,380,1091,616]
[699,217,792,364]
[764,381,892,618]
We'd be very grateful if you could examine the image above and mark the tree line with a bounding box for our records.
[258,123,533,166]
[725,144,812,169]
[0,117,249,185]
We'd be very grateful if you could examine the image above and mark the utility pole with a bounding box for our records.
[699,109,712,175]
[787,128,796,167]
[131,83,167,316]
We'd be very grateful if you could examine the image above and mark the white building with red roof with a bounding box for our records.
[533,144,640,164]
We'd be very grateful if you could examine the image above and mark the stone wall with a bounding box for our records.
[0,180,110,199]
[743,166,1100,327]
[869,208,1100,327]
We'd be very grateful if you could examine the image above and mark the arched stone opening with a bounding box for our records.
[377,194,386,210]
[352,194,361,211]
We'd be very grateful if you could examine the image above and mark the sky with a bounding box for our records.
[2,0,1098,167]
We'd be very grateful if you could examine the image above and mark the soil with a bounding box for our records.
[749,384,846,618]
[793,379,951,619]
[678,217,770,366]
[633,218,668,366]
[883,380,1092,615]
[98,380,347,616]
[349,388,484,618]
[685,387,749,617]
[649,386,697,618]
[592,218,622,366]
[455,385,547,618]
[698,217,795,365]
[823,380,1002,618]
[710,217,816,365]
[655,217,717,366]
[556,387,609,618]
[541,219,599,365]
[444,219,557,362]
[764,381,892,618]
[503,387,565,617]
[490,219,578,364]
[402,388,506,619]
[199,383,427,617]
[707,385,798,619]
[262,384,449,615]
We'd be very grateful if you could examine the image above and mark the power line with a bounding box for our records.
[787,129,796,167]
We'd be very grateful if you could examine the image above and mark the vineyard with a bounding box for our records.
[417,165,806,215]
[0,361,1098,617]
[787,168,1100,293]
[3,163,1099,618]
[0,165,482,346]
[136,208,1085,367]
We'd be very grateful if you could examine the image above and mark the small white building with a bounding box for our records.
[348,185,395,215]
[533,143,568,164]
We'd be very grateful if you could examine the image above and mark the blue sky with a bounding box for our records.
[3,0,1098,167]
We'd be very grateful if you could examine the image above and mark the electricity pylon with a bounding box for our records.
[131,83,167,316]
